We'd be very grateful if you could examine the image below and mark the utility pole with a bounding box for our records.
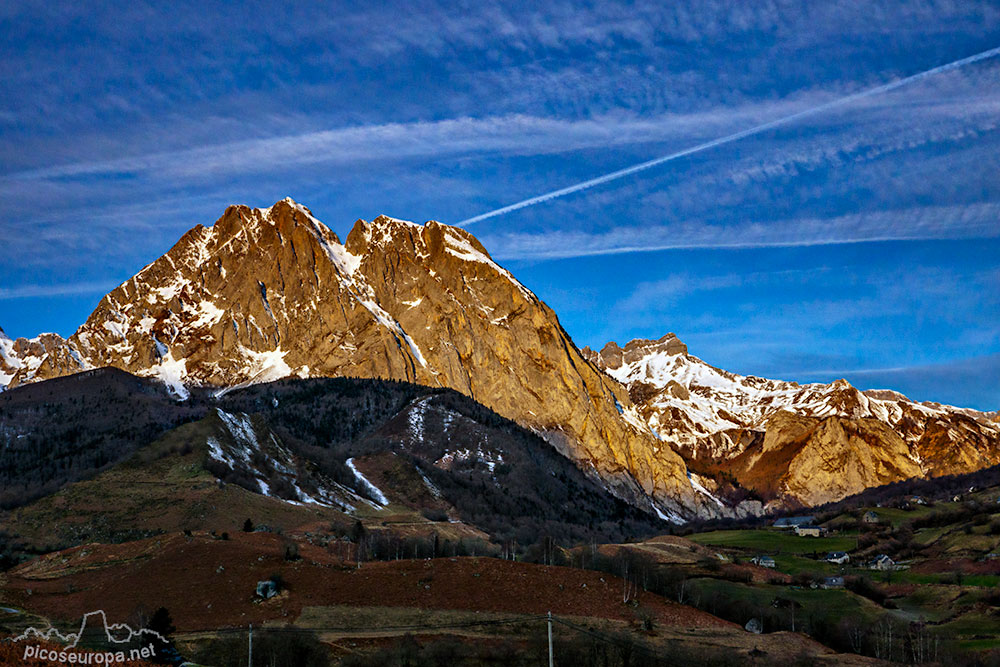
[547,611,554,667]
[248,623,253,667]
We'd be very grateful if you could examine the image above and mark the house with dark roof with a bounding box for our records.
[870,554,895,571]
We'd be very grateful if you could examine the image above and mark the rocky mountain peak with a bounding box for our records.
[621,334,688,362]
[345,214,421,255]
[0,199,715,520]
[590,332,1000,509]
[584,334,688,371]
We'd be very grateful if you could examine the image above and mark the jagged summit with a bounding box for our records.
[1,199,708,520]
[588,334,1000,508]
[584,334,688,370]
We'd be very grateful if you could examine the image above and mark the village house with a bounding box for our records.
[821,576,845,589]
[256,579,279,599]
[862,511,880,524]
[870,554,895,571]
[795,524,827,537]
[751,555,776,568]
[825,551,850,565]
[773,516,816,529]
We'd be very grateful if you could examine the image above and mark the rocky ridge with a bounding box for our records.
[584,335,1000,508]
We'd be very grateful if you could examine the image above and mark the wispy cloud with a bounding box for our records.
[0,281,119,300]
[481,203,1000,260]
[799,353,1000,410]
[0,93,849,187]
[2,0,999,408]
[458,45,1000,225]
[588,262,1000,408]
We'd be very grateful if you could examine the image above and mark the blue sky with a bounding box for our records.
[1,0,998,409]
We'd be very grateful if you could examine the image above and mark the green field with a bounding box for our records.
[890,571,1000,587]
[935,610,1000,640]
[688,529,858,554]
[771,554,839,575]
[913,525,949,546]
[866,506,936,527]
[958,638,1000,651]
[688,577,883,629]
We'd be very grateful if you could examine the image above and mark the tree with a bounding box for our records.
[243,518,254,532]
[350,519,366,543]
[148,607,176,636]
[145,607,183,665]
[351,520,367,565]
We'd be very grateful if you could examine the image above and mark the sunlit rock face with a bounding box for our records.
[1,199,714,520]
[586,336,1000,508]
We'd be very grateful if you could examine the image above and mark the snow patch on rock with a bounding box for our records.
[346,457,389,506]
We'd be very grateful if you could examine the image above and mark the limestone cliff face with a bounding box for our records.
[729,411,923,508]
[0,199,706,519]
[2,330,84,389]
[587,335,1000,508]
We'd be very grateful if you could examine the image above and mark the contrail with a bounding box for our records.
[457,45,1000,227]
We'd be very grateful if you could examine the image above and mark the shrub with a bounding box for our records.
[420,507,449,522]
[846,576,891,607]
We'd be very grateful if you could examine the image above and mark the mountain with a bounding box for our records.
[0,200,719,519]
[6,198,994,518]
[583,335,1000,508]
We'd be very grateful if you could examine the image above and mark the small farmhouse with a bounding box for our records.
[870,554,895,571]
[256,579,279,599]
[773,516,816,529]
[862,511,880,524]
[751,555,776,568]
[795,525,826,537]
[821,576,845,589]
[825,551,849,564]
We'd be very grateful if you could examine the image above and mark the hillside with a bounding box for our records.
[0,368,204,508]
[678,481,1000,660]
[0,372,667,559]
[0,530,877,666]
